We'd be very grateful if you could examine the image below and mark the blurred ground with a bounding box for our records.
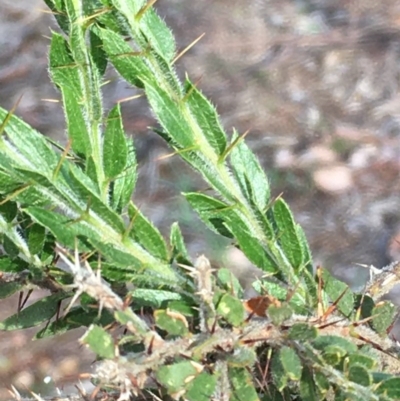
[1,0,400,397]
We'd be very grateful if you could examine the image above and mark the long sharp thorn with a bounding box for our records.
[0,95,23,135]
[53,139,72,180]
[18,291,23,314]
[21,289,33,310]
[173,33,206,64]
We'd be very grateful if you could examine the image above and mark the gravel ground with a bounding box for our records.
[1,0,400,397]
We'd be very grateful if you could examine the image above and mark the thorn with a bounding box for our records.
[210,316,218,334]
[316,317,347,330]
[63,291,81,317]
[147,335,156,355]
[285,279,302,303]
[89,384,102,401]
[8,385,21,400]
[80,7,111,24]
[117,93,144,103]
[20,289,33,311]
[114,50,144,58]
[316,265,324,318]
[41,98,60,103]
[29,390,45,401]
[136,0,159,21]
[321,286,349,321]
[155,144,199,161]
[181,76,203,103]
[78,372,92,380]
[18,291,23,314]
[36,8,64,16]
[74,382,88,399]
[218,129,250,163]
[123,201,140,239]
[173,33,206,64]
[0,183,31,205]
[123,293,132,309]
[56,300,62,322]
[53,139,72,180]
[0,95,23,135]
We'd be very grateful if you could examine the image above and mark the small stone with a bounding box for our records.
[313,164,353,194]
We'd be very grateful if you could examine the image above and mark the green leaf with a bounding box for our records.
[49,33,90,157]
[80,324,115,359]
[254,279,287,300]
[114,308,149,337]
[0,108,58,175]
[89,27,108,77]
[226,346,256,368]
[300,367,318,401]
[0,200,18,222]
[3,235,19,258]
[287,323,318,341]
[145,83,194,148]
[0,256,29,273]
[66,164,126,232]
[372,301,397,335]
[110,0,145,23]
[112,139,137,211]
[217,268,243,297]
[0,282,25,299]
[216,293,245,327]
[272,198,304,271]
[99,27,153,88]
[103,104,128,179]
[156,361,198,393]
[127,203,168,262]
[230,130,269,211]
[0,292,69,330]
[185,371,217,401]
[25,207,81,248]
[154,309,188,336]
[140,8,176,62]
[296,224,313,273]
[184,79,226,155]
[130,288,184,309]
[35,307,114,339]
[312,335,358,354]
[170,222,191,264]
[262,384,286,401]
[376,377,400,398]
[184,192,233,238]
[268,304,292,326]
[27,223,46,255]
[271,351,287,391]
[168,300,196,317]
[313,371,330,397]
[42,0,69,34]
[322,269,354,316]
[347,364,371,386]
[229,367,259,401]
[279,346,302,381]
[346,354,376,370]
[185,192,278,273]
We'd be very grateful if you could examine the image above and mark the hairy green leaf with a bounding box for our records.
[230,130,269,211]
[216,293,245,327]
[184,79,227,155]
[0,292,70,330]
[103,104,128,179]
[81,324,115,359]
[127,203,168,262]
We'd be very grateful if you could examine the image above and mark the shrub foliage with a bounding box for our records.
[1,1,400,400]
